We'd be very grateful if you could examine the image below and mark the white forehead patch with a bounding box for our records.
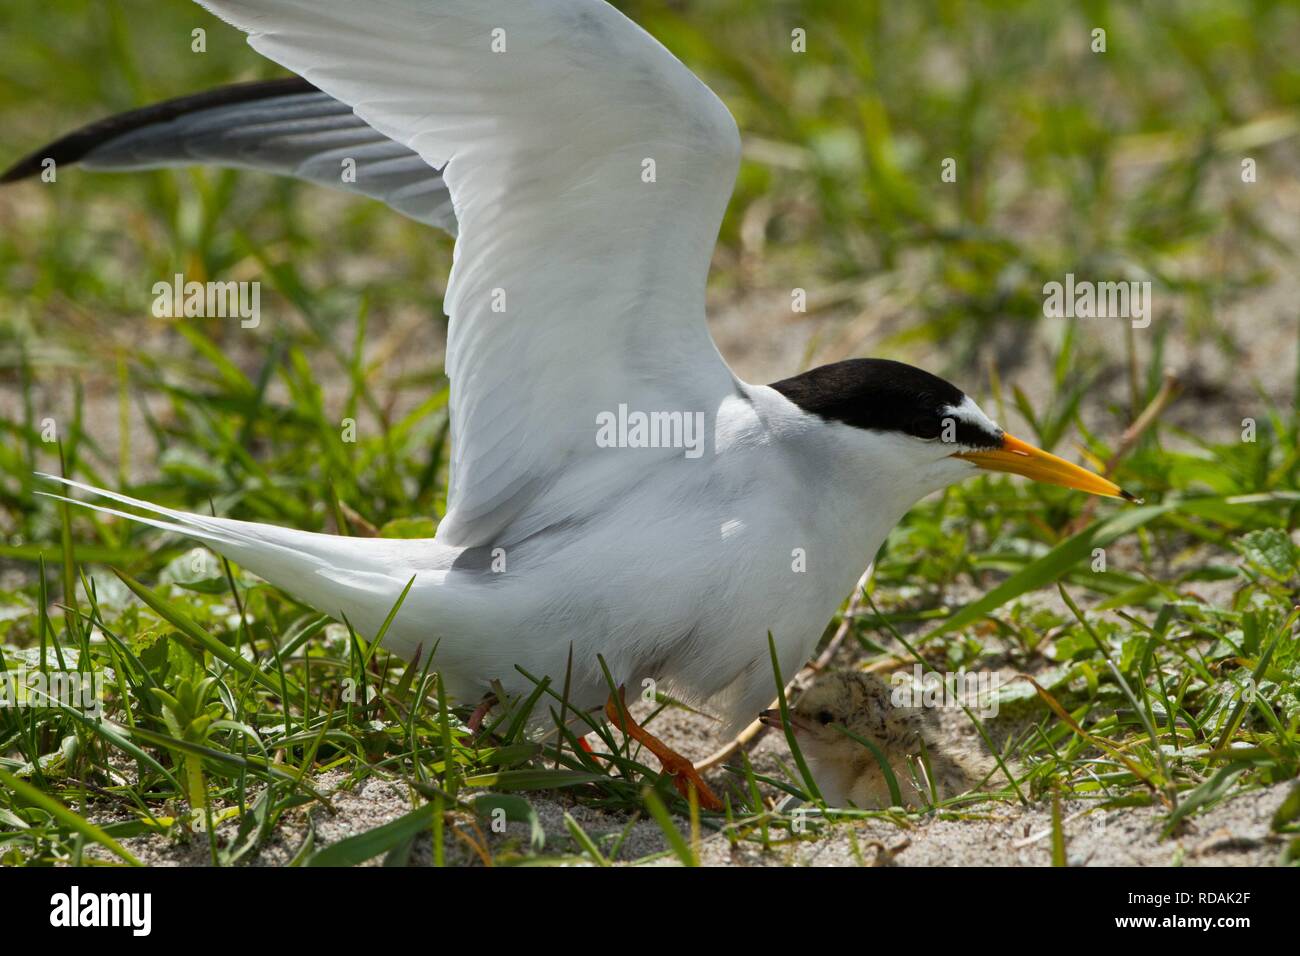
[941,395,1001,434]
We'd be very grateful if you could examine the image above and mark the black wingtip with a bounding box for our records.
[1,76,318,187]
[1,150,54,184]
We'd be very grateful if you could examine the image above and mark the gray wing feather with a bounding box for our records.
[2,80,456,235]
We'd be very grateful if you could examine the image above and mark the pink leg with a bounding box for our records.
[467,693,497,733]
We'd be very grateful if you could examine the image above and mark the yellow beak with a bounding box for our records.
[954,433,1137,501]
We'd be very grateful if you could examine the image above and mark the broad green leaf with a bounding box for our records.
[461,769,605,791]
[304,804,436,867]
[473,793,545,851]
[928,503,1173,639]
[1238,528,1297,579]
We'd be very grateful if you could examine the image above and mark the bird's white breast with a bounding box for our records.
[389,384,919,728]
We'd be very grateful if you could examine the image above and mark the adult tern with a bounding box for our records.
[5,0,1131,809]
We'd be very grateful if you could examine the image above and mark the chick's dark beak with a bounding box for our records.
[760,708,814,733]
[954,432,1139,501]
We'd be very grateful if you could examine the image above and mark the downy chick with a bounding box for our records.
[760,670,999,808]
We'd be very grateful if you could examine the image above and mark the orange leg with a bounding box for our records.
[605,688,723,811]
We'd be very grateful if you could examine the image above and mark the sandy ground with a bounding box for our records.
[104,741,1295,867]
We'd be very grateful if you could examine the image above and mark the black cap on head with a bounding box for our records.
[769,358,1002,449]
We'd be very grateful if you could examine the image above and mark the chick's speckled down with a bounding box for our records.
[784,671,1000,809]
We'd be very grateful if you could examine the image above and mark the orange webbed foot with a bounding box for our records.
[604,688,723,811]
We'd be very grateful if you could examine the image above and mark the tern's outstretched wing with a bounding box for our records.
[1,78,457,234]
[191,0,743,547]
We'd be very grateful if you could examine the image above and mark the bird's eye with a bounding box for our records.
[816,710,834,726]
[908,416,941,441]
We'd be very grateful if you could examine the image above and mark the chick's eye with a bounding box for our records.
[816,710,834,726]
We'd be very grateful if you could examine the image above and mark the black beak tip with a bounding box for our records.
[1119,488,1143,504]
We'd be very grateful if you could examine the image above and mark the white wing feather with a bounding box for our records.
[195,0,743,546]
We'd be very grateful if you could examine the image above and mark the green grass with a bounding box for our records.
[1,0,1299,865]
